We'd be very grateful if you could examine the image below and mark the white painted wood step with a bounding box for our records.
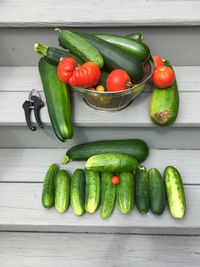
[0,66,200,127]
[1,0,200,27]
[0,232,200,267]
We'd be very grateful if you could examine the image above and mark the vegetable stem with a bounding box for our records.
[55,28,62,33]
[61,155,70,164]
[34,43,48,57]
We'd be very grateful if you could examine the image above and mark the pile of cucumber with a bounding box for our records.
[42,139,186,220]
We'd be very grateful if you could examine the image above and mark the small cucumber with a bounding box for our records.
[164,166,186,219]
[85,170,100,214]
[117,172,134,214]
[101,172,116,219]
[150,59,179,126]
[55,170,70,213]
[71,169,85,216]
[135,166,149,214]
[34,43,84,66]
[57,29,104,68]
[94,33,150,61]
[148,168,166,215]
[125,33,143,42]
[85,153,138,172]
[42,163,58,208]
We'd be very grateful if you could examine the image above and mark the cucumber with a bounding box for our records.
[85,170,100,214]
[38,58,73,142]
[125,33,143,42]
[101,172,116,219]
[55,170,70,213]
[150,59,179,126]
[71,169,85,216]
[117,172,134,214]
[34,43,84,66]
[94,33,150,62]
[74,31,143,82]
[135,166,149,214]
[148,168,166,215]
[41,163,58,208]
[164,166,186,219]
[61,139,148,164]
[56,29,104,68]
[85,153,138,172]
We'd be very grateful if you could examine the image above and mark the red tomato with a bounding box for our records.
[111,176,120,184]
[69,62,101,88]
[106,69,132,92]
[57,58,77,83]
[153,56,164,69]
[57,58,101,88]
[152,66,175,88]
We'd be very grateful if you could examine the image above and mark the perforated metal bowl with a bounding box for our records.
[70,55,155,112]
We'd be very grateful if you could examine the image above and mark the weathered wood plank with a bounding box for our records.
[0,148,199,184]
[0,232,200,267]
[1,66,199,92]
[1,1,200,27]
[0,183,198,234]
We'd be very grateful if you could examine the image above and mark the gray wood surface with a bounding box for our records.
[0,148,199,184]
[1,0,200,27]
[0,232,200,267]
[0,182,197,234]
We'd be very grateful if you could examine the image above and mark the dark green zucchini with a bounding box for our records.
[101,172,116,219]
[72,32,143,82]
[94,33,150,61]
[34,43,84,66]
[135,166,149,214]
[38,58,73,142]
[61,139,149,164]
[41,163,58,208]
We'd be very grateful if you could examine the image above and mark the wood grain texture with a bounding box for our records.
[0,148,199,184]
[0,232,200,267]
[1,0,200,27]
[0,183,197,234]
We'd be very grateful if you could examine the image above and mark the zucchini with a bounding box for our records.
[56,29,104,68]
[34,43,84,66]
[94,33,150,62]
[148,168,166,215]
[135,166,149,214]
[125,33,143,42]
[164,166,186,219]
[38,58,73,142]
[41,163,58,208]
[117,172,134,214]
[61,139,149,164]
[150,59,179,126]
[101,172,116,219]
[85,153,138,172]
[55,170,71,213]
[74,31,143,82]
[71,169,85,216]
[85,170,101,213]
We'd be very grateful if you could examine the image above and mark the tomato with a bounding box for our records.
[57,58,101,88]
[111,176,120,184]
[153,56,164,69]
[106,69,132,92]
[57,58,77,83]
[96,85,105,92]
[152,66,175,88]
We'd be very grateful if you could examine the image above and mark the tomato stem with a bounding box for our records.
[125,81,133,88]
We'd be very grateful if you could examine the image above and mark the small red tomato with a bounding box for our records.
[153,56,164,69]
[111,176,120,184]
[69,62,101,88]
[106,69,132,92]
[152,66,175,88]
[57,57,77,83]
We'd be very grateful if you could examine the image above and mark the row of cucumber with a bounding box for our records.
[42,163,185,219]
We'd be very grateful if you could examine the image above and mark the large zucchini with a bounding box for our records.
[38,58,73,142]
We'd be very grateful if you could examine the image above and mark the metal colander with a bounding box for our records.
[70,55,155,112]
